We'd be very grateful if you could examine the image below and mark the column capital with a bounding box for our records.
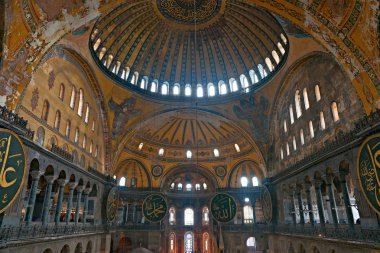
[57,179,66,186]
[45,175,55,183]
[326,174,334,184]
[314,179,323,188]
[30,170,40,179]
[304,182,312,191]
[76,185,85,192]
[83,188,91,195]
[68,182,77,190]
[339,170,348,181]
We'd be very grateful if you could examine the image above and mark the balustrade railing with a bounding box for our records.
[51,144,73,162]
[0,105,34,140]
[0,224,106,246]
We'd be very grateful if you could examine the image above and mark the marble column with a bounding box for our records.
[54,179,66,225]
[296,187,305,225]
[326,175,339,226]
[65,182,77,224]
[339,171,355,228]
[290,190,297,225]
[122,201,128,224]
[82,188,90,225]
[74,186,84,225]
[252,198,257,224]
[314,180,326,225]
[305,182,315,225]
[26,171,40,225]
[132,202,137,223]
[42,176,54,226]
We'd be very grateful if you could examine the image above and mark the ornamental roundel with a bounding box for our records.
[106,186,119,223]
[262,186,273,223]
[142,194,168,222]
[357,134,380,215]
[157,0,222,25]
[215,165,226,178]
[152,165,163,177]
[210,193,237,223]
[0,129,27,214]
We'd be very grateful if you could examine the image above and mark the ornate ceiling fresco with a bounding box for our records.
[89,0,288,100]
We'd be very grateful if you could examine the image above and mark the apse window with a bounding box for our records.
[234,144,241,152]
[252,176,259,186]
[208,83,216,97]
[185,84,192,96]
[241,176,248,187]
[197,84,204,97]
[158,148,165,156]
[184,208,194,226]
[173,84,180,95]
[161,82,169,95]
[186,183,192,192]
[213,149,220,157]
[178,183,183,191]
[119,177,126,187]
[203,183,207,190]
[186,150,192,159]
[331,102,339,122]
[195,184,201,191]
[138,142,144,150]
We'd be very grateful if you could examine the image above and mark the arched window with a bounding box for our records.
[41,100,50,121]
[77,89,84,117]
[173,83,180,95]
[186,150,192,159]
[280,147,284,160]
[186,183,192,192]
[213,148,219,157]
[309,120,315,138]
[140,77,148,89]
[300,129,305,145]
[82,134,87,149]
[59,83,65,100]
[106,54,113,68]
[90,141,93,154]
[138,142,144,150]
[195,183,200,191]
[131,72,139,85]
[202,207,209,225]
[197,84,204,97]
[203,232,210,253]
[169,207,176,225]
[272,50,280,64]
[303,88,310,110]
[95,145,98,158]
[178,183,183,191]
[315,84,321,101]
[207,83,215,97]
[151,80,158,93]
[85,103,90,124]
[281,33,287,44]
[114,61,121,74]
[295,90,302,118]
[203,183,207,190]
[243,205,254,223]
[249,69,259,84]
[184,208,194,226]
[162,82,169,95]
[184,232,194,253]
[158,148,164,156]
[247,237,256,247]
[240,74,249,90]
[74,128,79,143]
[289,104,294,124]
[65,120,71,137]
[123,67,131,80]
[54,111,61,130]
[241,176,248,187]
[130,177,137,187]
[233,144,240,153]
[331,102,339,122]
[219,81,227,95]
[93,38,101,51]
[119,177,126,186]
[283,120,288,133]
[99,47,106,60]
[277,42,285,55]
[320,111,326,130]
[286,142,290,156]
[293,136,297,151]
[185,84,192,96]
[70,86,76,109]
[258,64,267,78]
[170,182,175,189]
[229,78,238,92]
[36,127,45,146]
[252,176,259,186]
[92,121,95,132]
[265,57,274,71]
[169,232,176,253]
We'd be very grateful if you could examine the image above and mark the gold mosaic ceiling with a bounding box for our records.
[90,0,288,99]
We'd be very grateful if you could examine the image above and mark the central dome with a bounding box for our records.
[157,0,222,24]
[90,0,288,101]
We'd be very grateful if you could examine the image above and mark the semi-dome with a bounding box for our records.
[90,0,288,101]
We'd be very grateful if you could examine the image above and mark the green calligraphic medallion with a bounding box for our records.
[357,134,380,215]
[262,186,273,223]
[0,129,26,213]
[142,194,168,222]
[106,187,119,223]
[210,193,237,223]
